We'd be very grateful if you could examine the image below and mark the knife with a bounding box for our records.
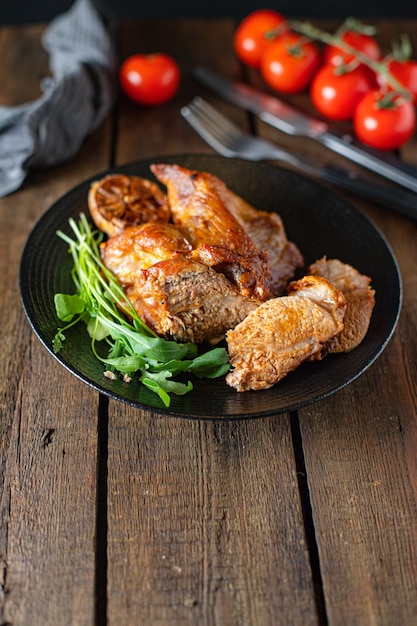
[194,65,417,194]
[182,97,417,220]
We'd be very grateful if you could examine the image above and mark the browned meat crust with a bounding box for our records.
[100,222,192,282]
[91,167,375,378]
[225,275,346,391]
[126,257,260,344]
[150,163,272,301]
[208,174,304,296]
[308,257,375,353]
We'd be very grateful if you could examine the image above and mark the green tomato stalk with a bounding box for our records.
[291,18,412,102]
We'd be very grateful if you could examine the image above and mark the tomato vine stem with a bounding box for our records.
[290,19,412,100]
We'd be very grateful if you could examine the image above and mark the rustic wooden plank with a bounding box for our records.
[296,20,417,626]
[299,364,417,625]
[105,18,319,626]
[2,12,416,626]
[298,184,417,625]
[0,25,49,105]
[0,353,100,626]
[107,410,319,626]
[0,24,114,625]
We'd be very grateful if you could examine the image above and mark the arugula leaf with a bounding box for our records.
[54,293,85,322]
[53,214,230,406]
[188,348,231,378]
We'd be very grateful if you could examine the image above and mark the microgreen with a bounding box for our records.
[53,214,230,407]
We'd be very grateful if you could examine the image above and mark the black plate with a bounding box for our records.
[19,155,402,419]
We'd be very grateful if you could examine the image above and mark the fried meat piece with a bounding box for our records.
[225,275,346,391]
[125,257,260,344]
[150,163,272,301]
[209,175,304,296]
[308,257,375,353]
[100,222,192,284]
[100,220,260,344]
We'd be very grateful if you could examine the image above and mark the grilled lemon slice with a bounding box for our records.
[88,174,170,237]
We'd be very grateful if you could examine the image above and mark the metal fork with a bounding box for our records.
[180,97,417,220]
[181,96,316,175]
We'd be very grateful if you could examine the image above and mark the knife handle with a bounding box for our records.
[319,164,417,221]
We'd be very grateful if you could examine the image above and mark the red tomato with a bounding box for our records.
[324,30,381,67]
[119,53,181,106]
[353,90,416,150]
[233,9,287,67]
[260,32,321,94]
[380,59,417,104]
[233,9,287,68]
[310,64,375,121]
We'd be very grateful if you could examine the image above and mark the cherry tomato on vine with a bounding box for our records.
[260,32,321,94]
[310,64,375,121]
[233,9,287,68]
[353,89,416,151]
[119,53,181,106]
[323,29,381,67]
[379,58,417,104]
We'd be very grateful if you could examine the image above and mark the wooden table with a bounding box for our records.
[1,16,417,626]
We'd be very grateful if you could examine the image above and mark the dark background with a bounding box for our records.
[0,0,416,25]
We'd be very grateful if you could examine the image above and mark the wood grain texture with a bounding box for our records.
[1,15,417,626]
[0,26,113,625]
[296,21,417,626]
[1,353,100,626]
[298,184,417,625]
[107,409,318,626]
[0,25,48,105]
[299,369,417,625]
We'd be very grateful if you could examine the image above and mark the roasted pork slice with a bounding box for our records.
[308,257,375,353]
[209,174,304,296]
[100,222,193,285]
[150,163,272,301]
[125,257,261,344]
[225,275,346,392]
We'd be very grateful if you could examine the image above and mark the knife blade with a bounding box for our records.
[194,65,417,194]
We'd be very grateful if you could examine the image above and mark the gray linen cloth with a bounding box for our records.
[0,0,116,197]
